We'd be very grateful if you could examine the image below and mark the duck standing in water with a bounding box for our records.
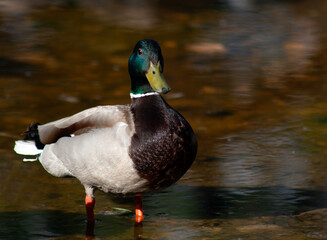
[14,39,197,223]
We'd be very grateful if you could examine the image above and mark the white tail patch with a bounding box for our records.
[23,158,38,162]
[14,140,43,156]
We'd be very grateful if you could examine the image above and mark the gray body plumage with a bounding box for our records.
[16,105,149,198]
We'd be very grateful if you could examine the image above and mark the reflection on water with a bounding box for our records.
[1,0,327,239]
[215,123,310,188]
[1,185,327,239]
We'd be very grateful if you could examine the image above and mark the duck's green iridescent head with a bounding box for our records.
[128,39,171,95]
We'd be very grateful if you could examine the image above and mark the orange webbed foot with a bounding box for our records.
[135,194,143,223]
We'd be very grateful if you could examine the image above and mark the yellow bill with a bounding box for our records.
[146,61,171,94]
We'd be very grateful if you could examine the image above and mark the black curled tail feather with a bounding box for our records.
[24,123,45,149]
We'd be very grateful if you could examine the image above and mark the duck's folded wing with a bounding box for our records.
[38,105,132,144]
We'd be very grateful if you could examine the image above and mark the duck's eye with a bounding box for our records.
[137,48,143,56]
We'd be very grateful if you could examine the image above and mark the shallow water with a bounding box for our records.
[1,0,327,239]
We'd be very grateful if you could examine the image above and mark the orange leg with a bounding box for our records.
[85,195,95,222]
[135,194,144,223]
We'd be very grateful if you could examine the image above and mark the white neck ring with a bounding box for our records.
[130,92,159,99]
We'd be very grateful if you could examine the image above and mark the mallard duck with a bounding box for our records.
[14,39,197,223]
